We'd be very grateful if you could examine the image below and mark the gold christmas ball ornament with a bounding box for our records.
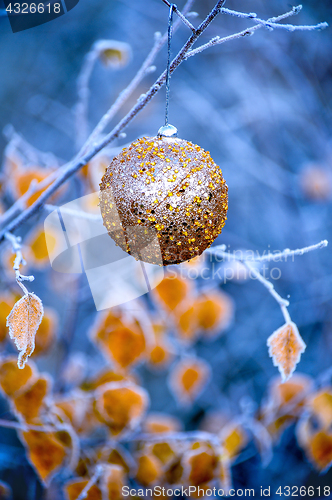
[99,126,228,266]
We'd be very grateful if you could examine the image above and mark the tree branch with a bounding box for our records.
[4,231,34,295]
[207,240,328,324]
[220,6,328,32]
[0,0,226,243]
[186,5,327,58]
[160,0,196,32]
[81,0,195,154]
[0,1,327,244]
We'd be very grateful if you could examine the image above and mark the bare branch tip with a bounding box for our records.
[293,5,303,14]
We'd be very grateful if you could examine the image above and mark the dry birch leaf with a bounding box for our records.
[0,356,36,396]
[13,375,50,422]
[65,478,102,500]
[6,292,44,369]
[21,430,68,485]
[135,453,162,486]
[168,357,211,405]
[153,275,191,312]
[94,381,149,437]
[219,423,248,462]
[183,445,218,492]
[151,442,176,466]
[102,464,126,500]
[310,390,332,429]
[143,412,182,434]
[267,322,306,382]
[306,431,332,472]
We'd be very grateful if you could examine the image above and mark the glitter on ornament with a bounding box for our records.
[99,134,228,266]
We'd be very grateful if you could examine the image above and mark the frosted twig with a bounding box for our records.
[4,231,34,295]
[0,418,66,433]
[0,1,327,243]
[186,6,328,58]
[244,261,291,323]
[207,240,328,323]
[208,240,328,263]
[76,48,100,149]
[252,240,328,262]
[160,0,196,32]
[132,430,221,448]
[76,464,105,500]
[81,0,195,153]
[220,6,328,32]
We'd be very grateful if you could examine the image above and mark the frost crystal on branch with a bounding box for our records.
[6,293,44,369]
[267,322,306,382]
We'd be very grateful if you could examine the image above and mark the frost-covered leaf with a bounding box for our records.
[20,430,68,485]
[6,292,44,369]
[261,374,312,439]
[267,322,306,382]
[168,357,211,405]
[13,375,50,422]
[102,464,126,500]
[0,356,36,396]
[135,453,162,487]
[65,478,102,500]
[94,381,149,437]
[219,423,248,462]
[95,40,132,68]
[310,390,332,429]
[153,275,191,312]
[54,392,98,435]
[183,445,218,489]
[151,442,176,466]
[143,412,182,435]
[195,291,234,338]
[90,310,146,371]
[304,430,332,472]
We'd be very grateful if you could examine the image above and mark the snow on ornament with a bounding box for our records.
[99,125,228,266]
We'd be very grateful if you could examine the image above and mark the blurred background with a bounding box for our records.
[0,0,331,498]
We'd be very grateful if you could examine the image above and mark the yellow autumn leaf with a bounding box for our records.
[168,357,211,405]
[65,478,102,500]
[267,321,306,382]
[310,390,332,429]
[13,375,50,422]
[94,40,132,68]
[0,356,36,396]
[183,445,218,492]
[20,430,68,485]
[219,423,248,461]
[143,412,182,435]
[135,453,162,487]
[6,292,44,369]
[102,464,126,500]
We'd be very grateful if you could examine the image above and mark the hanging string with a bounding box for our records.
[165,4,176,126]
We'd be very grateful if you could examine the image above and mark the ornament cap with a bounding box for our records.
[157,124,178,138]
